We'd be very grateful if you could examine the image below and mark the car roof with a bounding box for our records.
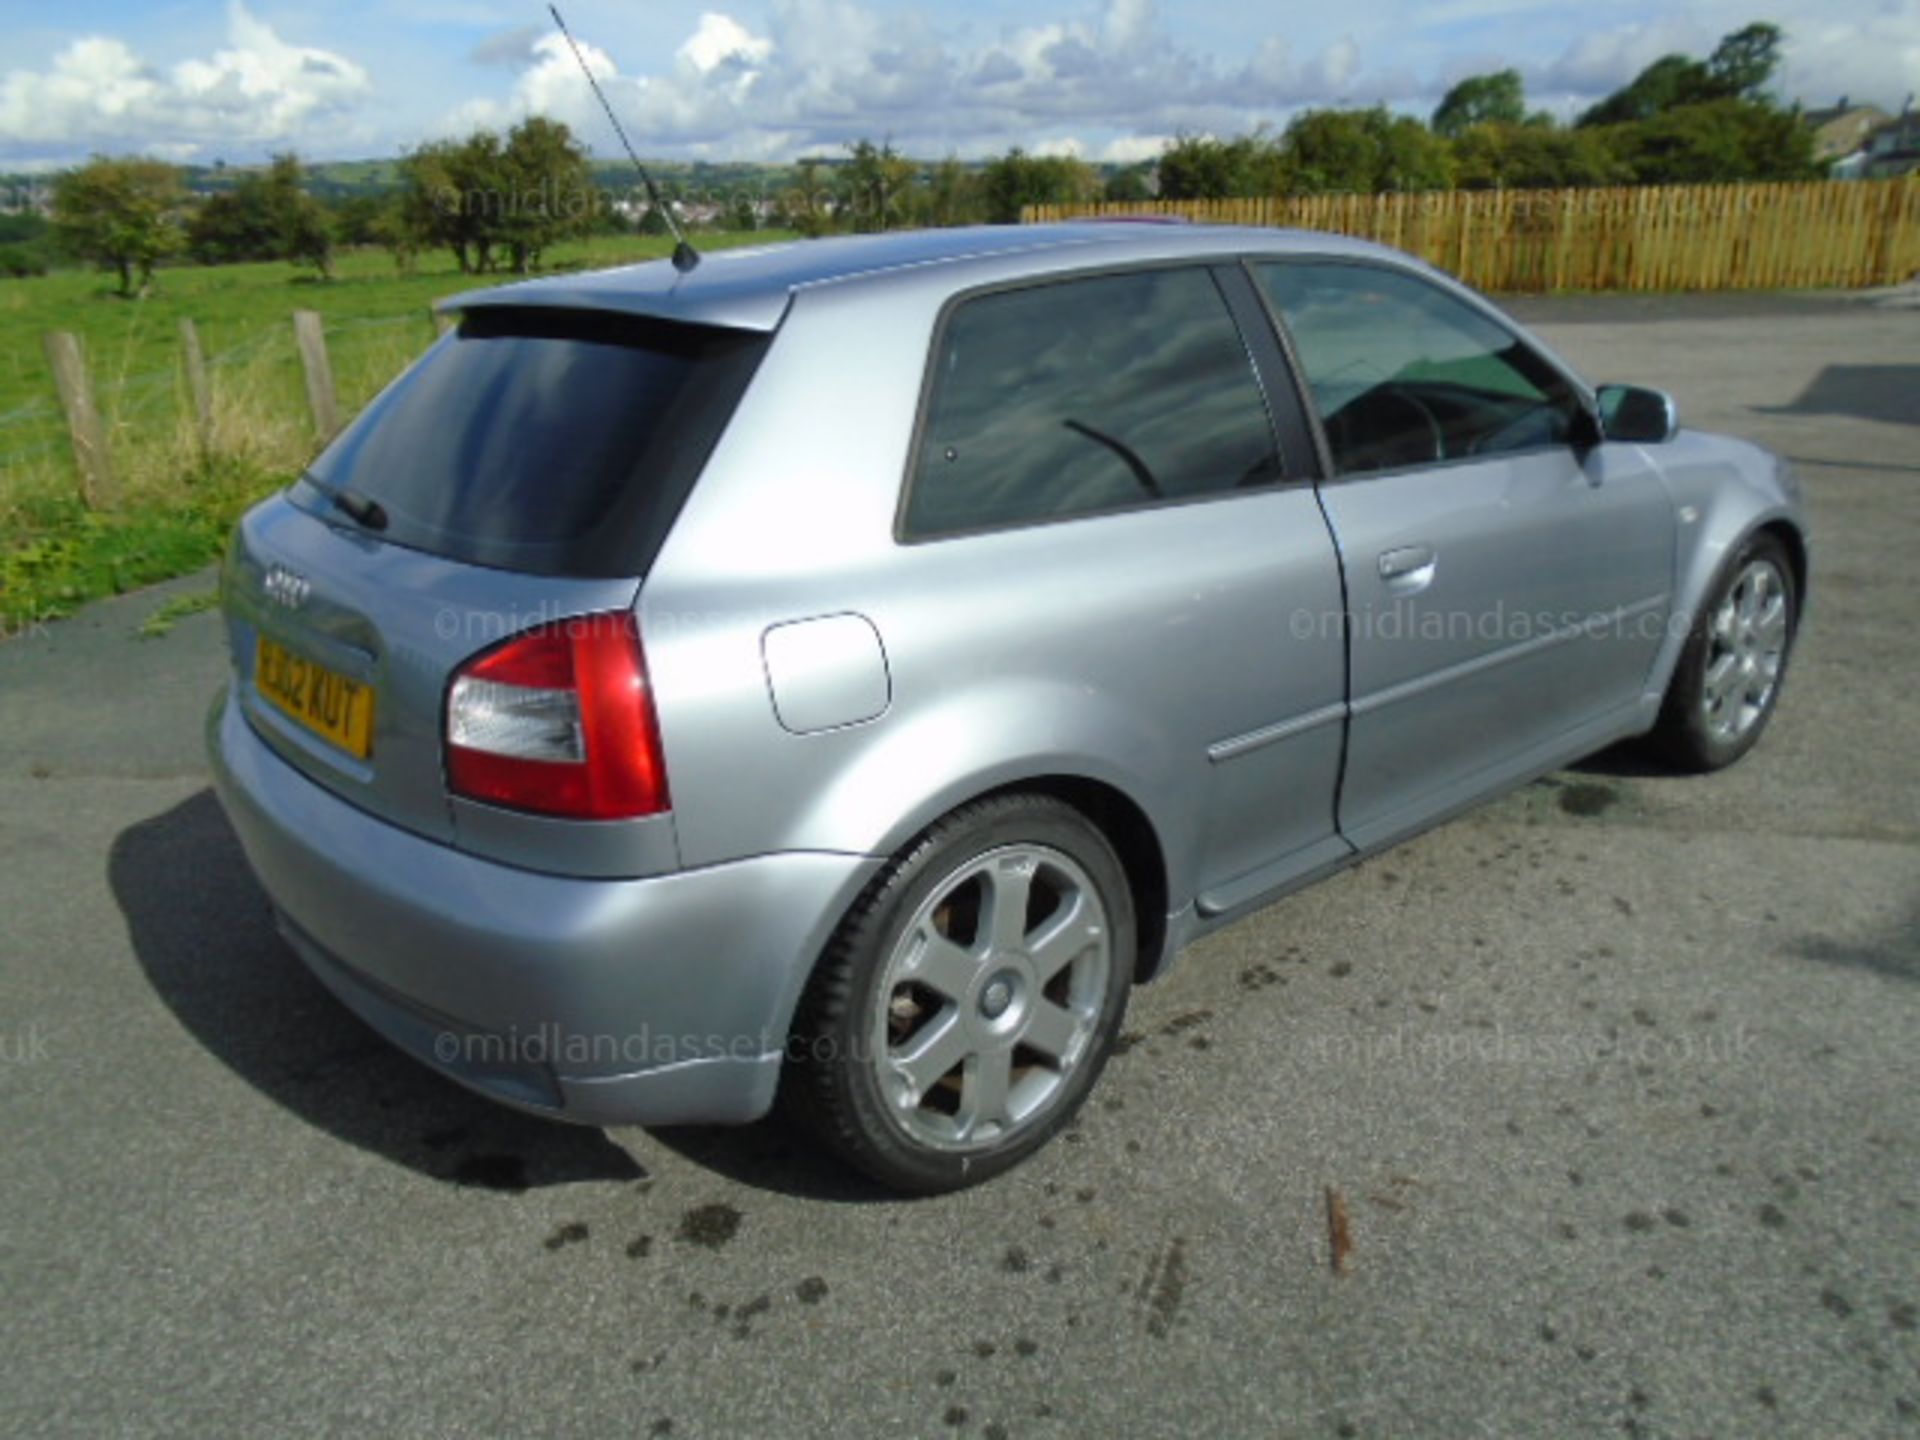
[443,222,1403,332]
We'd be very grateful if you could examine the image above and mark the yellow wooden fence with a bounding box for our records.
[1022,179,1920,292]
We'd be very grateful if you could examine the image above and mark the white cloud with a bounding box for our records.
[1246,35,1367,104]
[1778,10,1920,112]
[1032,136,1085,157]
[441,0,1393,158]
[679,13,776,77]
[0,2,372,164]
[10,0,1916,168]
[1537,18,1711,97]
[1534,11,1920,114]
[470,25,545,69]
[1100,134,1172,162]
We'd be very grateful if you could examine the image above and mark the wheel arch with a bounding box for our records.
[977,773,1172,986]
[780,766,1177,1057]
[1757,518,1808,612]
[1637,432,1809,726]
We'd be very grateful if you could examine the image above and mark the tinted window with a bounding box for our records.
[904,268,1279,538]
[296,307,766,577]
[1255,263,1582,476]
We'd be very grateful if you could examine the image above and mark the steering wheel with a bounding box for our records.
[1327,385,1445,472]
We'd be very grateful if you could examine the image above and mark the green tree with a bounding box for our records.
[1579,21,1783,128]
[1579,54,1717,126]
[0,213,54,278]
[187,176,282,264]
[1450,122,1628,188]
[499,117,594,272]
[920,157,985,228]
[51,156,184,297]
[1433,69,1527,139]
[399,139,465,271]
[1157,133,1287,199]
[1103,165,1154,203]
[1707,22,1783,100]
[840,139,917,232]
[398,132,513,272]
[0,244,49,278]
[1284,108,1453,193]
[329,193,391,248]
[979,148,1100,222]
[724,193,759,232]
[264,154,334,280]
[778,158,838,237]
[1603,98,1823,183]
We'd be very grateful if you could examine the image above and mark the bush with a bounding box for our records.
[0,242,50,277]
[1158,134,1287,200]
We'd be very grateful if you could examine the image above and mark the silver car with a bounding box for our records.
[209,223,1806,1192]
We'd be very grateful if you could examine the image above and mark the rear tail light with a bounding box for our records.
[445,612,669,820]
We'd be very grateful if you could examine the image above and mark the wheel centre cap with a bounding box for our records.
[980,977,1014,1019]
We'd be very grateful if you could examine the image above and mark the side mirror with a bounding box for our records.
[1596,384,1679,444]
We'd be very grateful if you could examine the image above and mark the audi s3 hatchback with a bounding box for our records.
[209,224,1806,1192]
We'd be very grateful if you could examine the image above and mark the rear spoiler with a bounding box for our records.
[439,258,789,333]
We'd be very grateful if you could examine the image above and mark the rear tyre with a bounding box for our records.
[787,793,1134,1194]
[1647,531,1797,772]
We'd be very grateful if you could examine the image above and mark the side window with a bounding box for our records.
[1254,262,1583,477]
[903,268,1280,538]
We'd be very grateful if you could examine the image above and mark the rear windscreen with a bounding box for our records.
[293,307,768,577]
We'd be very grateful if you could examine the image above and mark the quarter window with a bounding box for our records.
[903,268,1280,538]
[1254,262,1583,476]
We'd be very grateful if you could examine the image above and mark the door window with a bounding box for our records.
[904,268,1280,537]
[1254,262,1583,476]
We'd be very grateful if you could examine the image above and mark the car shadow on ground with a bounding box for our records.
[1755,364,1920,427]
[1792,901,1920,986]
[109,788,896,1202]
[1567,738,1674,779]
[109,789,645,1192]
[645,1121,898,1203]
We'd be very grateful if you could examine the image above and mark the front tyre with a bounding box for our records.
[788,794,1135,1194]
[1649,531,1798,772]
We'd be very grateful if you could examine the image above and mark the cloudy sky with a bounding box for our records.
[2,0,1916,170]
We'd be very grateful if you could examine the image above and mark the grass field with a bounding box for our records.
[0,231,790,631]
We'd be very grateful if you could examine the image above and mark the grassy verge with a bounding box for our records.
[135,588,221,639]
[0,231,791,634]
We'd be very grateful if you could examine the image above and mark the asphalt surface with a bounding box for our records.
[2,293,1916,1438]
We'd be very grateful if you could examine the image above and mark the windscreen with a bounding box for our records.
[294,306,768,577]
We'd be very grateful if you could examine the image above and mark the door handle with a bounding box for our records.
[1378,545,1437,594]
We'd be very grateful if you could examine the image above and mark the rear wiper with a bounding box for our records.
[300,472,388,532]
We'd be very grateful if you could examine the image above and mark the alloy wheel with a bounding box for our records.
[871,843,1112,1152]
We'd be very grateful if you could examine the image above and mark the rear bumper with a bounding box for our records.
[206,685,881,1127]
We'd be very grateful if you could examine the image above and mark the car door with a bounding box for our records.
[1250,258,1676,851]
[890,262,1350,916]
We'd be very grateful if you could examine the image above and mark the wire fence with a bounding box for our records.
[1,309,438,511]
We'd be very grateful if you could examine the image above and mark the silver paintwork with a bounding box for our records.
[210,223,1808,1131]
[761,613,892,734]
[209,690,881,1122]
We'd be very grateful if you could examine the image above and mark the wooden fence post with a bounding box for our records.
[293,309,339,442]
[1873,176,1917,286]
[41,331,117,511]
[179,317,215,462]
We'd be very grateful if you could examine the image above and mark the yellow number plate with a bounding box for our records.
[254,634,375,760]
